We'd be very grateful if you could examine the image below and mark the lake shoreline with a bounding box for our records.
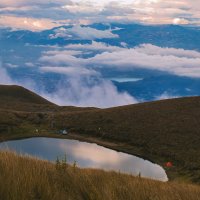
[0,136,168,182]
[0,132,161,164]
[0,132,172,181]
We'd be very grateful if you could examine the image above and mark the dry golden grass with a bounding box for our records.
[0,151,200,200]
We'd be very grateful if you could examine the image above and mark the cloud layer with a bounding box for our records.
[50,26,118,40]
[41,77,137,108]
[1,0,200,30]
[0,64,137,108]
[39,42,200,78]
[0,67,13,85]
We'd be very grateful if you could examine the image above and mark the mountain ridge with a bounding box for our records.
[0,85,54,105]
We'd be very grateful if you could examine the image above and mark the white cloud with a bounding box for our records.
[0,58,137,108]
[36,41,200,107]
[0,64,37,89]
[50,25,118,40]
[0,15,65,31]
[65,41,122,52]
[87,44,200,78]
[173,18,189,25]
[5,63,18,68]
[62,0,200,26]
[25,62,34,67]
[39,42,122,66]
[1,0,200,29]
[156,92,179,100]
[0,58,14,84]
[40,66,98,76]
[42,77,137,108]
[37,41,139,108]
[135,44,200,59]
[39,43,200,78]
[0,67,13,85]
[0,0,32,7]
[40,52,81,66]
[0,0,69,8]
[62,2,101,14]
[43,50,83,57]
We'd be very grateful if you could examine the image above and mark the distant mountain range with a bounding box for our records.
[1,23,200,49]
[1,23,200,104]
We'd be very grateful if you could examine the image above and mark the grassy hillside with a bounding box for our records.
[1,151,200,200]
[0,85,52,104]
[0,85,97,112]
[1,85,200,183]
[0,85,57,112]
[48,96,200,183]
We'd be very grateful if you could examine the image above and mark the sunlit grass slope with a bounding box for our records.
[1,151,200,200]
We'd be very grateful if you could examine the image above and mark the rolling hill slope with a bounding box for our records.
[0,85,200,183]
[0,85,52,104]
[0,85,57,112]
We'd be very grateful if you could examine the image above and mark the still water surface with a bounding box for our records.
[0,137,168,181]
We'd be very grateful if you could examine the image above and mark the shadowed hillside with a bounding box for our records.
[0,85,52,105]
[1,85,200,183]
[0,85,96,112]
[0,85,56,112]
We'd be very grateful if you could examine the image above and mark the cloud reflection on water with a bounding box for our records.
[0,137,168,181]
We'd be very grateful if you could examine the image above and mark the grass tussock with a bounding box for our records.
[0,151,200,200]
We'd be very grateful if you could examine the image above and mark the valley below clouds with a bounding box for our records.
[1,1,200,108]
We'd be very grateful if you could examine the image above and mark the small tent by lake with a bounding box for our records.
[60,129,68,135]
[62,130,68,135]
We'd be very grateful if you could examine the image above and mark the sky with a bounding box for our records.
[0,0,200,31]
[1,1,200,108]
